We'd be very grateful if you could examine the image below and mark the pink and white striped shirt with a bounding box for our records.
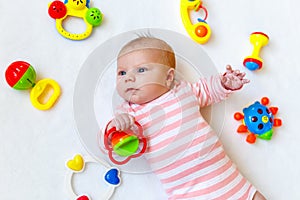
[116,75,256,199]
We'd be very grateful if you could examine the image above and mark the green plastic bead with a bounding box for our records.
[14,65,36,90]
[113,135,139,157]
[86,8,103,26]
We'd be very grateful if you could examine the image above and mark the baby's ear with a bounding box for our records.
[166,68,175,88]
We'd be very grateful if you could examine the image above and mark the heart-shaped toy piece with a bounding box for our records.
[67,154,84,172]
[104,168,121,186]
[76,195,90,200]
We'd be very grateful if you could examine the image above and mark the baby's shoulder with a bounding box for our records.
[172,80,193,91]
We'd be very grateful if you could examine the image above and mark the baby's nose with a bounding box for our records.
[124,71,136,82]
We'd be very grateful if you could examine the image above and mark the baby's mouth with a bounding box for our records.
[126,88,139,93]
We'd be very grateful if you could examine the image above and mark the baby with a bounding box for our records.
[106,36,266,200]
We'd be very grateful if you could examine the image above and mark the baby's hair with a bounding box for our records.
[134,30,153,38]
[118,34,176,69]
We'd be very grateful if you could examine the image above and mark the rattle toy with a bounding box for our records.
[180,0,211,44]
[66,154,121,200]
[243,32,269,71]
[104,121,147,165]
[234,97,282,144]
[48,0,103,40]
[5,61,61,110]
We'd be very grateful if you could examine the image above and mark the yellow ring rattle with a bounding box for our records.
[48,0,103,40]
[180,0,211,44]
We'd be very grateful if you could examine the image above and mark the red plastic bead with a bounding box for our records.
[195,25,208,37]
[5,61,30,88]
[234,112,244,121]
[48,1,67,19]
[261,97,270,106]
[246,133,256,144]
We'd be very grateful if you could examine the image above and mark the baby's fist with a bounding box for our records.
[221,65,250,91]
[110,113,135,131]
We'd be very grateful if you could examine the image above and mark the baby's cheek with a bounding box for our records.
[116,85,125,96]
[116,77,123,85]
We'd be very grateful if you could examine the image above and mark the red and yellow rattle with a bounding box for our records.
[180,0,211,44]
[48,0,103,40]
[104,121,147,165]
[243,32,269,71]
[5,61,61,110]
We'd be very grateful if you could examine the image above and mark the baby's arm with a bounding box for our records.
[190,65,249,107]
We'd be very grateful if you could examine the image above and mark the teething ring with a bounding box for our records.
[66,154,121,200]
[104,121,148,165]
[48,0,103,40]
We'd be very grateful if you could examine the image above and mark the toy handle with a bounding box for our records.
[104,121,147,165]
[104,121,143,146]
[195,4,208,21]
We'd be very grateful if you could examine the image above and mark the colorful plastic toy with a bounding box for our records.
[180,0,211,44]
[243,32,269,71]
[48,0,103,40]
[5,61,61,110]
[66,154,121,200]
[234,97,282,144]
[104,121,147,165]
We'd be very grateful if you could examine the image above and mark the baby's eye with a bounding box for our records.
[137,67,147,73]
[118,71,126,76]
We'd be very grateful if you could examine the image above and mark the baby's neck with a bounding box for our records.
[129,88,171,105]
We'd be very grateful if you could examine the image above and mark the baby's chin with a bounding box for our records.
[124,94,157,105]
[125,96,147,104]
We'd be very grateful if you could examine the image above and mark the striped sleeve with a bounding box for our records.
[188,74,232,107]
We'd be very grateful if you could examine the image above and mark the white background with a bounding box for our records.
[0,0,299,199]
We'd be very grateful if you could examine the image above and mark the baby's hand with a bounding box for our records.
[110,113,135,131]
[221,65,250,91]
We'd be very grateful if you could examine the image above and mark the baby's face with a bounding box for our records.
[116,49,173,104]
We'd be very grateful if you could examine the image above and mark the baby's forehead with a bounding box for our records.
[119,37,174,56]
[117,37,176,69]
[117,49,169,68]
